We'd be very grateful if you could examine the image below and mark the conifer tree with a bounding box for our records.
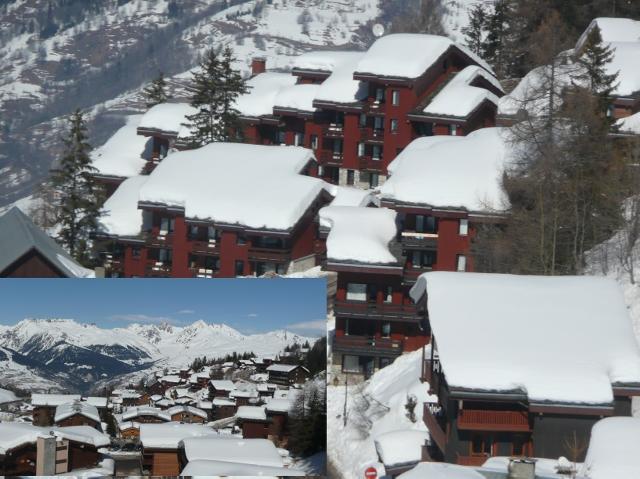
[462,3,486,55]
[51,109,102,265]
[183,46,248,147]
[482,0,510,78]
[143,72,170,109]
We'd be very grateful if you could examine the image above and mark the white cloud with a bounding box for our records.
[177,309,195,315]
[285,319,327,332]
[247,313,259,318]
[110,314,178,325]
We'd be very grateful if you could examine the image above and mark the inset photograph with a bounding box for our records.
[0,279,327,476]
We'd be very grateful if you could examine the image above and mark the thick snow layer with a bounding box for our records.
[266,364,306,373]
[577,18,640,47]
[423,66,501,118]
[138,143,326,231]
[85,397,107,408]
[167,405,208,419]
[182,436,285,468]
[326,186,375,210]
[181,460,304,477]
[314,53,367,104]
[381,128,509,212]
[374,430,429,467]
[237,72,297,117]
[355,34,492,80]
[398,462,485,479]
[90,115,149,178]
[410,272,640,404]
[99,175,148,236]
[139,422,219,449]
[32,393,81,406]
[236,405,267,421]
[0,423,110,453]
[320,206,398,265]
[0,388,18,404]
[122,406,171,422]
[617,112,640,134]
[274,84,319,112]
[604,41,640,97]
[210,380,236,392]
[55,402,101,423]
[265,398,292,413]
[327,350,436,479]
[54,426,110,447]
[482,456,578,477]
[138,103,197,135]
[212,398,236,407]
[292,51,363,72]
[580,417,640,479]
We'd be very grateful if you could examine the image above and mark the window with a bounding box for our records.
[235,260,245,276]
[343,355,362,373]
[333,139,343,155]
[160,217,174,234]
[390,119,398,132]
[374,116,384,130]
[456,254,467,272]
[372,145,382,160]
[415,215,437,234]
[357,142,365,157]
[512,436,527,456]
[277,130,286,144]
[411,250,437,269]
[344,318,350,335]
[207,226,218,240]
[347,170,355,186]
[381,322,391,338]
[237,234,246,245]
[189,225,199,238]
[311,134,318,150]
[346,283,367,302]
[367,285,377,302]
[131,246,141,259]
[471,434,492,455]
[159,248,172,263]
[391,90,400,106]
[459,218,469,236]
[384,286,393,303]
[375,87,385,102]
[449,124,457,136]
[294,132,304,146]
[369,173,379,188]
[359,113,367,127]
[379,357,392,369]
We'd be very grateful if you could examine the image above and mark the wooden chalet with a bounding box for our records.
[212,398,237,420]
[209,380,236,399]
[31,394,81,427]
[54,401,102,431]
[236,406,271,440]
[167,405,207,423]
[266,364,310,387]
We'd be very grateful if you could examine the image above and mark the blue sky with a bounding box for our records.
[0,279,327,336]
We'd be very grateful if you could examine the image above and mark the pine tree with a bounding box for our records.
[143,72,170,109]
[51,109,102,265]
[482,0,510,78]
[575,25,619,120]
[462,3,486,55]
[183,46,248,147]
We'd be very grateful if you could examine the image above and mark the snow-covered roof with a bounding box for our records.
[410,272,640,404]
[577,18,640,48]
[167,405,208,419]
[139,422,219,449]
[182,436,284,468]
[181,459,305,477]
[0,388,18,404]
[374,430,429,468]
[324,186,375,214]
[122,406,171,422]
[117,421,140,431]
[266,364,305,373]
[398,462,485,479]
[617,111,640,134]
[355,34,492,80]
[31,393,81,407]
[138,143,327,231]
[580,417,640,479]
[210,380,236,392]
[0,423,109,454]
[381,128,509,212]
[160,374,182,383]
[273,84,319,113]
[212,398,236,407]
[84,396,108,408]
[197,400,213,410]
[230,389,258,399]
[422,66,502,118]
[91,115,149,178]
[99,175,148,237]
[55,401,101,424]
[138,102,197,135]
[292,50,362,73]
[236,405,267,421]
[321,206,398,265]
[236,72,297,117]
[265,398,291,414]
[314,53,367,104]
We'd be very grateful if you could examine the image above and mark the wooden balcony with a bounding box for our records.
[359,127,385,143]
[422,358,442,394]
[145,232,174,248]
[400,231,438,249]
[189,267,217,278]
[456,455,488,466]
[366,100,386,113]
[333,335,403,356]
[458,409,531,432]
[403,267,433,284]
[323,124,344,138]
[318,150,343,166]
[423,402,447,453]
[334,300,419,321]
[190,239,220,256]
[248,247,291,263]
[358,156,384,171]
[144,261,172,277]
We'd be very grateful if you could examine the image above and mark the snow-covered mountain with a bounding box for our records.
[0,318,314,393]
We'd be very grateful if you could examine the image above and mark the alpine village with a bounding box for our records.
[2,0,640,478]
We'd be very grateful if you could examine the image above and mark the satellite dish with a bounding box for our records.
[372,23,384,38]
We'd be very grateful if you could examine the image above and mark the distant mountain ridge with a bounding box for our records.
[0,318,313,393]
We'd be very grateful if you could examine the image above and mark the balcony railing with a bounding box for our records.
[145,261,172,277]
[145,232,174,247]
[189,267,217,278]
[400,231,438,249]
[422,358,442,394]
[190,239,220,255]
[248,247,291,262]
[423,402,447,453]
[323,124,344,138]
[359,127,385,143]
[334,336,403,355]
[335,300,418,320]
[458,409,531,432]
[318,150,343,166]
[358,156,384,171]
[403,268,433,283]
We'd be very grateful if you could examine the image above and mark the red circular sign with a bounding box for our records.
[364,467,378,479]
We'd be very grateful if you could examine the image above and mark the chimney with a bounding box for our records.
[251,56,266,77]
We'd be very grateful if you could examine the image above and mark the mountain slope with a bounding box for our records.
[0,318,314,393]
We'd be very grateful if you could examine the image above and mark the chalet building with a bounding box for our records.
[410,272,640,466]
[95,143,332,278]
[209,380,236,399]
[236,406,271,440]
[265,398,292,447]
[212,397,237,420]
[166,405,207,423]
[31,394,81,426]
[140,422,219,476]
[121,406,171,424]
[266,364,310,386]
[0,423,111,475]
[0,208,93,278]
[54,401,102,431]
[118,421,140,439]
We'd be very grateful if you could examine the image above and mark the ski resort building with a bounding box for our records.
[95,143,332,278]
[266,364,311,386]
[54,401,102,431]
[410,272,640,466]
